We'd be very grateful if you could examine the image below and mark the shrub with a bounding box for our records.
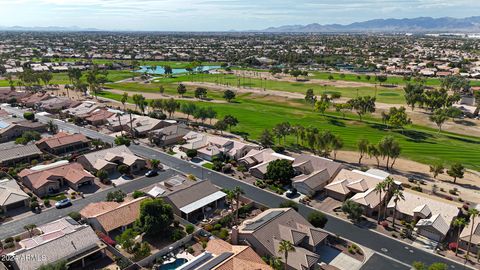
[5,237,14,243]
[187,174,196,181]
[3,242,14,249]
[96,170,108,181]
[218,228,229,240]
[203,224,213,232]
[171,228,186,241]
[308,212,328,228]
[348,247,355,254]
[448,188,458,195]
[213,223,222,230]
[411,186,422,193]
[173,220,180,227]
[187,246,194,254]
[68,211,81,221]
[402,183,411,189]
[448,242,458,251]
[132,190,145,199]
[391,233,398,238]
[23,111,35,121]
[380,221,389,228]
[185,224,195,234]
[44,199,51,207]
[271,145,285,153]
[186,149,198,159]
[14,236,21,242]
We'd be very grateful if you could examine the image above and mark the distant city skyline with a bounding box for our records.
[1,0,480,31]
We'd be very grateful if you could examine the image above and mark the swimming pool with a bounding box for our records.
[137,65,220,75]
[159,258,188,270]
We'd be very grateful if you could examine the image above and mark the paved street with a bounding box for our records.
[1,106,473,270]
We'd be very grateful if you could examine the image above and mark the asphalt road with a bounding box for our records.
[1,106,473,270]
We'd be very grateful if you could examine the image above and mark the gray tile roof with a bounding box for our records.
[0,144,42,164]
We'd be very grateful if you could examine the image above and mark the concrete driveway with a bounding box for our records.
[317,245,363,270]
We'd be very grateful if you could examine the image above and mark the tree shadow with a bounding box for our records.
[328,118,346,127]
[396,130,433,142]
[453,119,477,127]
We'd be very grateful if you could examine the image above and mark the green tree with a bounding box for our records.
[164,98,180,118]
[118,164,130,175]
[223,115,238,132]
[233,186,244,226]
[304,89,316,105]
[374,182,386,224]
[260,129,275,148]
[347,96,376,121]
[137,198,174,236]
[357,138,369,164]
[391,188,404,228]
[180,103,197,121]
[278,240,295,270]
[378,136,401,170]
[177,83,187,97]
[23,111,35,121]
[452,217,468,256]
[342,200,363,222]
[194,87,208,99]
[307,212,328,228]
[38,261,68,270]
[214,120,228,134]
[96,169,108,182]
[223,89,236,102]
[447,163,464,184]
[265,159,294,186]
[367,144,381,167]
[149,159,160,169]
[121,92,129,110]
[47,120,58,134]
[429,163,444,179]
[430,109,449,132]
[24,224,37,237]
[114,135,131,147]
[386,106,411,130]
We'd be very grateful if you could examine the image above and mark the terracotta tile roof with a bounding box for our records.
[85,109,114,122]
[18,162,94,189]
[206,239,272,270]
[80,201,120,218]
[36,132,90,149]
[93,197,147,232]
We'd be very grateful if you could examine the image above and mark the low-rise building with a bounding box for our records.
[239,148,294,179]
[387,190,460,242]
[233,208,328,270]
[76,145,146,174]
[0,119,47,143]
[18,161,95,197]
[39,97,81,113]
[36,132,90,155]
[148,123,190,146]
[80,197,147,235]
[0,179,30,214]
[8,217,106,270]
[0,143,42,167]
[458,205,480,254]
[292,155,343,196]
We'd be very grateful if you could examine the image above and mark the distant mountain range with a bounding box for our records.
[0,25,101,31]
[256,16,480,33]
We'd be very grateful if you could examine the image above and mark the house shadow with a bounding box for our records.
[79,183,101,195]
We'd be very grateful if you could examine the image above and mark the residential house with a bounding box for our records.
[80,197,147,235]
[128,115,172,137]
[18,161,95,197]
[61,101,99,118]
[182,239,272,270]
[238,148,294,179]
[148,123,190,146]
[0,119,47,143]
[386,190,460,242]
[39,97,81,113]
[0,143,42,167]
[182,132,258,161]
[76,145,146,174]
[85,108,115,126]
[106,113,134,132]
[0,179,30,214]
[233,208,329,270]
[146,175,226,221]
[325,169,388,216]
[8,217,106,270]
[20,92,51,108]
[292,155,343,196]
[0,89,29,103]
[458,205,480,254]
[36,132,90,155]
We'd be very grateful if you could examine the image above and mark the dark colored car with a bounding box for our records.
[145,170,158,177]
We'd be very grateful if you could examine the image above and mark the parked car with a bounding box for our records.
[285,188,298,198]
[55,198,72,209]
[145,170,158,177]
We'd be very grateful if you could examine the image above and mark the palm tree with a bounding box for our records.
[383,177,395,219]
[452,217,468,257]
[269,256,282,270]
[278,240,295,270]
[116,113,123,135]
[391,189,404,228]
[233,186,244,226]
[374,182,386,224]
[466,208,479,262]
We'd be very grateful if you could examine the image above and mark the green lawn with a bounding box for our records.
[109,73,406,104]
[31,58,222,68]
[101,89,480,171]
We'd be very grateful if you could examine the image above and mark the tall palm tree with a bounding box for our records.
[374,182,386,224]
[391,189,404,228]
[278,240,295,270]
[233,186,244,226]
[383,177,395,219]
[452,217,468,257]
[466,208,479,262]
[269,256,282,270]
[116,113,123,135]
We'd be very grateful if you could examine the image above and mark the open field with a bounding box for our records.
[100,89,480,171]
[110,73,407,104]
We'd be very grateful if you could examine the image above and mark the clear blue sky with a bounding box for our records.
[1,0,480,31]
